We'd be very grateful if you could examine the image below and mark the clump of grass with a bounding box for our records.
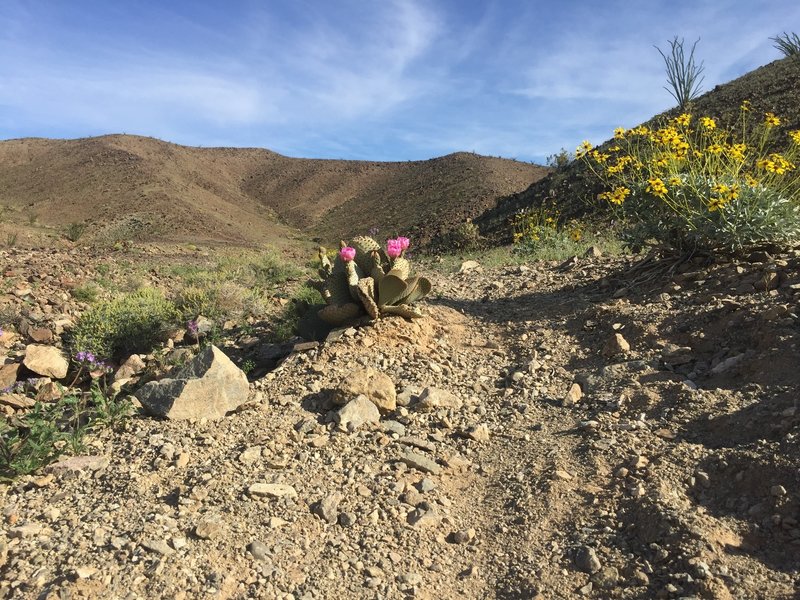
[579,105,800,253]
[446,219,483,251]
[69,288,180,359]
[771,32,800,57]
[5,232,18,247]
[271,284,324,342]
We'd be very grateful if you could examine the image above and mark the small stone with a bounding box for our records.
[175,452,190,468]
[414,387,462,412]
[563,382,583,407]
[771,485,787,497]
[313,492,343,524]
[238,446,262,464]
[338,512,356,527]
[9,523,44,539]
[73,566,98,579]
[333,367,396,413]
[602,334,630,357]
[399,451,441,475]
[449,528,476,544]
[418,478,436,493]
[248,540,270,561]
[575,546,602,574]
[141,539,174,556]
[268,517,288,528]
[248,483,298,499]
[554,469,573,481]
[464,424,490,442]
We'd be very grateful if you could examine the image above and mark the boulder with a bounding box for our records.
[333,367,396,413]
[115,354,146,382]
[0,363,20,390]
[23,345,69,379]
[134,345,248,420]
[414,387,462,412]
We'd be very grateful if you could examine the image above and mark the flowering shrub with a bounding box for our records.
[512,204,583,253]
[579,104,800,252]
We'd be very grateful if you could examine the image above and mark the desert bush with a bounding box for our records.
[64,222,88,242]
[448,219,483,250]
[579,106,800,252]
[70,283,101,303]
[656,37,705,109]
[547,148,573,168]
[175,282,254,322]
[69,288,180,359]
[771,32,800,57]
[5,232,18,247]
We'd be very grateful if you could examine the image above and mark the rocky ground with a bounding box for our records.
[1,244,799,599]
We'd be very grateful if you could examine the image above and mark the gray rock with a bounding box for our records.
[313,492,343,524]
[135,345,249,420]
[399,451,441,475]
[575,546,602,574]
[591,566,619,588]
[23,344,68,379]
[141,539,174,556]
[248,540,270,561]
[248,483,298,499]
[194,514,224,540]
[414,387,462,412]
[336,396,380,431]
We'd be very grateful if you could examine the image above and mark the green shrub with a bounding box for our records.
[64,222,88,242]
[448,219,483,250]
[71,283,101,303]
[70,288,179,359]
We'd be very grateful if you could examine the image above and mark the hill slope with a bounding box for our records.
[477,56,800,243]
[0,135,548,248]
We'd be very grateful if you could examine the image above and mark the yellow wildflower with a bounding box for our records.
[758,153,795,174]
[699,117,716,130]
[668,176,682,187]
[740,100,751,112]
[674,113,691,126]
[646,177,668,198]
[764,112,781,127]
[706,144,724,155]
[599,186,630,205]
[708,196,728,212]
[789,130,800,145]
[590,150,610,164]
[744,173,759,187]
[728,143,747,161]
[570,228,582,242]
[576,140,593,159]
[613,127,626,139]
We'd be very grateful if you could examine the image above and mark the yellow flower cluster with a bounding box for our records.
[575,140,593,158]
[699,117,716,130]
[674,113,692,126]
[757,153,795,175]
[598,186,630,205]
[728,143,747,161]
[790,130,800,145]
[646,177,668,198]
[708,184,739,212]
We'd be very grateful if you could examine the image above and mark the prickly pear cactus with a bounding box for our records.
[316,235,431,326]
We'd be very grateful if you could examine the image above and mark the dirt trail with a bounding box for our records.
[1,248,799,599]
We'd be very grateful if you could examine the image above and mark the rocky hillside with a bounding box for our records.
[0,136,547,248]
[477,56,800,243]
[1,243,799,599]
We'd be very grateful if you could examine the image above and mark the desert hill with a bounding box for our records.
[0,135,548,248]
[476,56,800,243]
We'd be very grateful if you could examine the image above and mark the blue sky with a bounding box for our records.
[0,1,797,164]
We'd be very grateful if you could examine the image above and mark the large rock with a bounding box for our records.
[414,387,462,412]
[23,345,69,379]
[135,345,248,420]
[0,363,20,390]
[334,367,396,414]
[336,396,380,431]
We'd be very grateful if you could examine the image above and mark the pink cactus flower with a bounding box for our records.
[386,239,402,258]
[339,246,356,261]
[396,236,410,250]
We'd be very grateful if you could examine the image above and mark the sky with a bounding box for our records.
[0,1,798,164]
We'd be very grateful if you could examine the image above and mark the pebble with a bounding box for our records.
[248,483,298,499]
